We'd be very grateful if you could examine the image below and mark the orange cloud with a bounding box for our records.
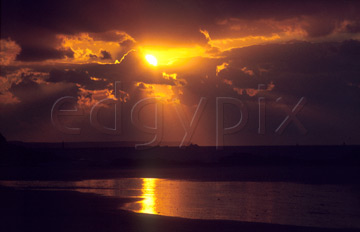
[209,34,282,51]
[0,39,21,66]
[222,79,233,85]
[1,68,48,90]
[162,72,177,80]
[90,76,107,81]
[216,62,229,76]
[241,67,255,76]
[0,68,50,105]
[0,91,20,105]
[57,31,135,64]
[199,29,211,41]
[135,82,180,103]
[201,18,313,51]
[223,78,275,97]
[77,85,129,109]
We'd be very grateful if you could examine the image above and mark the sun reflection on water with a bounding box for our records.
[139,178,158,214]
[0,178,359,228]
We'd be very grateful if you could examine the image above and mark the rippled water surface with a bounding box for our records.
[1,178,359,229]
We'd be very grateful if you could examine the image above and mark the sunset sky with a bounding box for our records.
[1,0,360,145]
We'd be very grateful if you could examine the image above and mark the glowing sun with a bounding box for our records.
[145,54,158,66]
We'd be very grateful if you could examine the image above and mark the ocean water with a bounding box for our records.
[1,178,359,229]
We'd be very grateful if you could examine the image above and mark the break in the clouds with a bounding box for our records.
[1,0,360,145]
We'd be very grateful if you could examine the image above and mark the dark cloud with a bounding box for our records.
[100,50,112,60]
[16,46,74,62]
[216,41,360,144]
[3,0,360,62]
[89,30,132,42]
[48,69,109,90]
[345,21,360,33]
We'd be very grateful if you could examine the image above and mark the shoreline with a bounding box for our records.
[1,186,359,232]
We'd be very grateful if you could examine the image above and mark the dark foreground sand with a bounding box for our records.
[0,184,359,232]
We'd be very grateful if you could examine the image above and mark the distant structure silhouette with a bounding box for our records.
[186,143,200,150]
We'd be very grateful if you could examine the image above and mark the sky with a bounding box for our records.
[1,0,360,146]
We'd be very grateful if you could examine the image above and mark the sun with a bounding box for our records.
[145,54,158,66]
